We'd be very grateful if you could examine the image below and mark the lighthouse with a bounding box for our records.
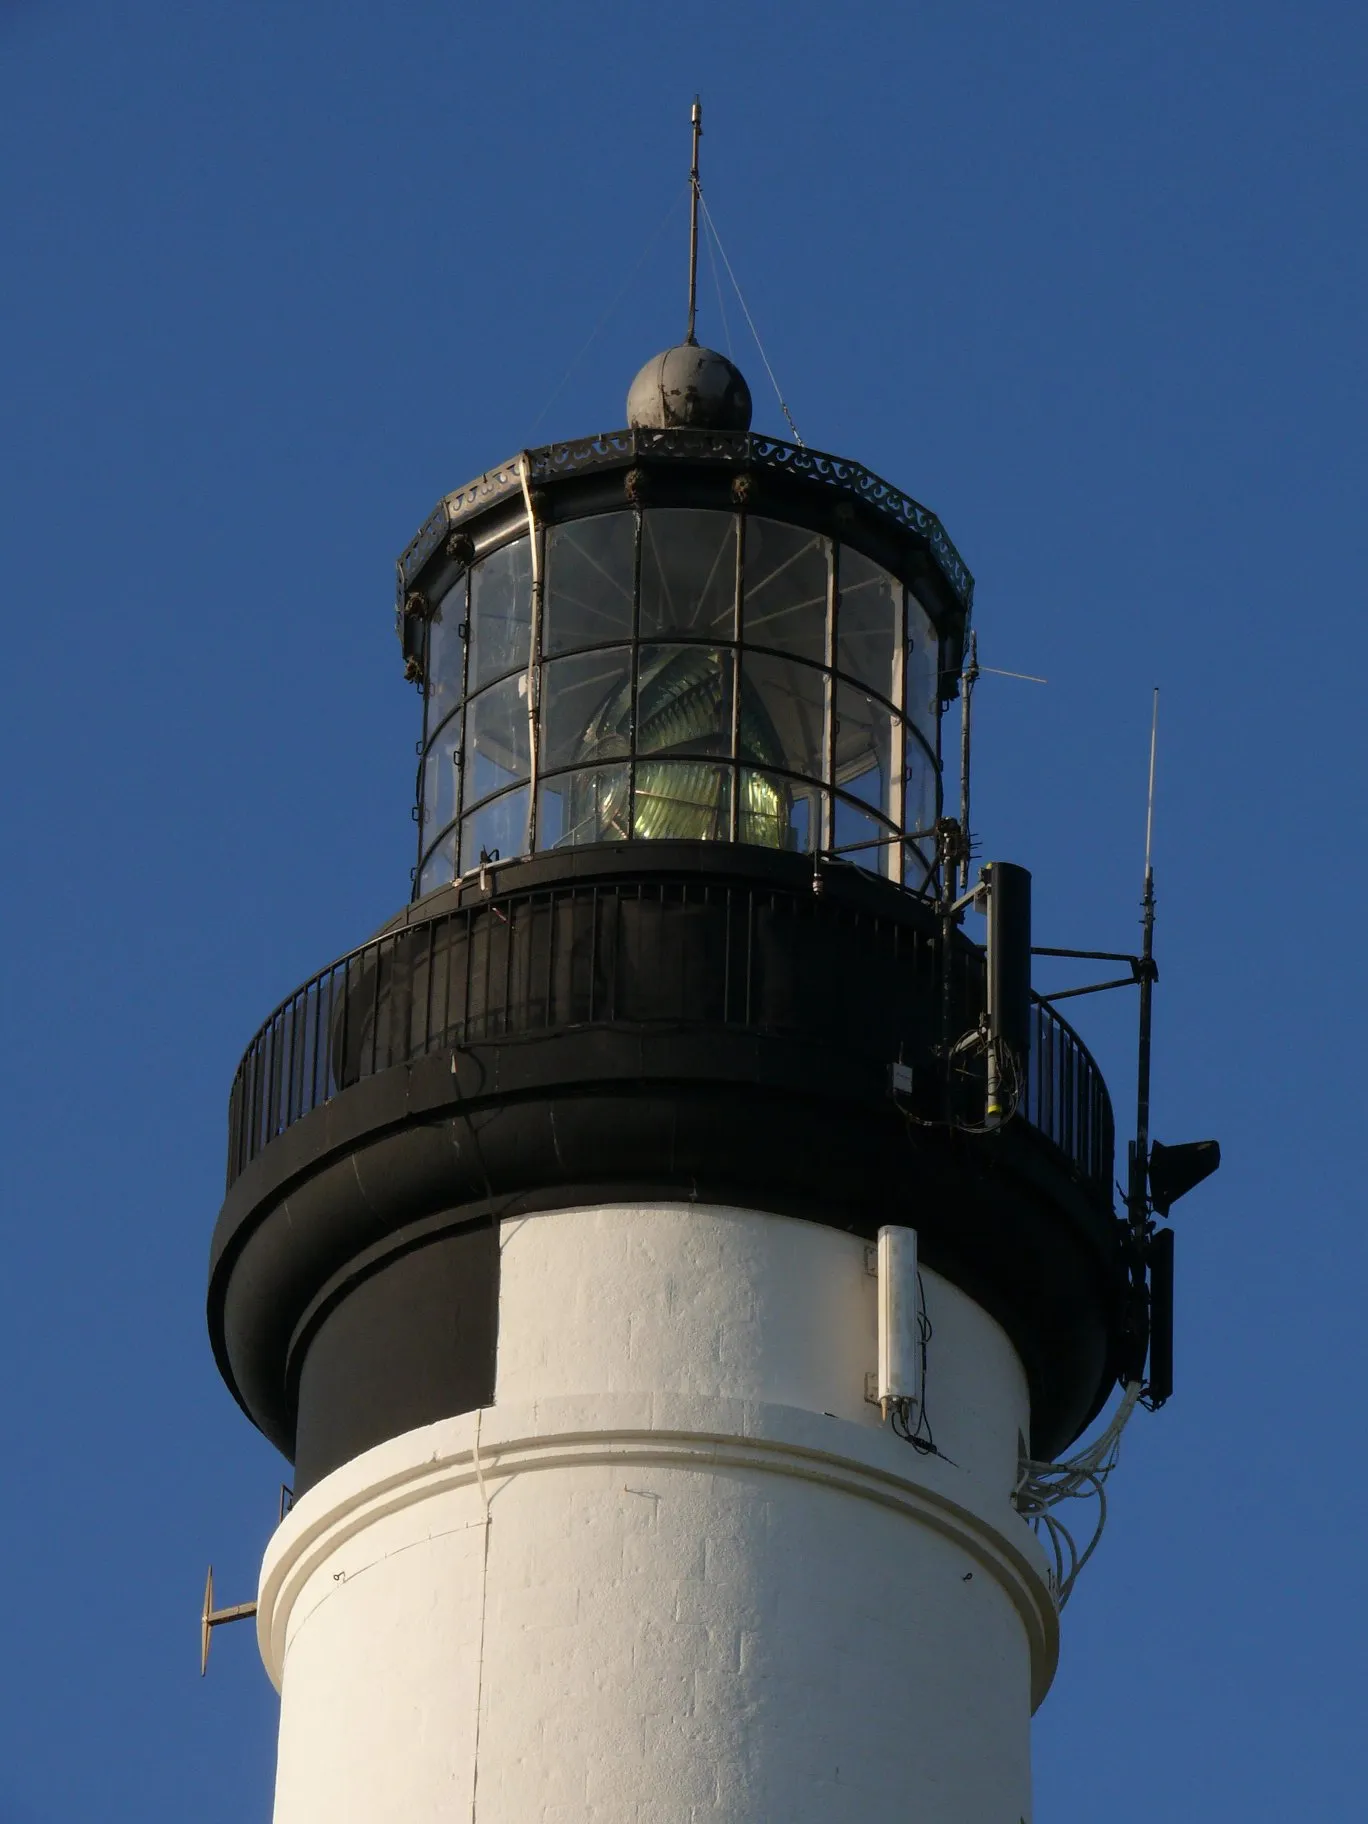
[204,211,1209,1810]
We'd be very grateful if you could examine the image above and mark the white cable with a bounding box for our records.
[1014,1382,1141,1607]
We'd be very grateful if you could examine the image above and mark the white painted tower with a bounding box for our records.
[206,333,1183,1819]
[259,1209,1051,1821]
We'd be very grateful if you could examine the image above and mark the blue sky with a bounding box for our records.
[1,3,1364,1817]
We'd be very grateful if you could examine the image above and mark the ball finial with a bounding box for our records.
[626,344,753,433]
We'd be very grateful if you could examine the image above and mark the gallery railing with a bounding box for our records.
[226,878,1112,1199]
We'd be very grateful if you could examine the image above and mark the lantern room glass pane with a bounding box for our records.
[635,646,734,760]
[537,764,631,850]
[640,510,737,640]
[427,576,466,735]
[904,833,937,894]
[421,711,462,841]
[469,538,532,690]
[544,514,636,655]
[834,794,895,875]
[410,502,948,901]
[834,681,893,815]
[739,770,821,854]
[837,548,900,702]
[740,651,826,781]
[632,760,732,842]
[742,519,829,663]
[464,673,532,806]
[904,737,938,835]
[541,647,634,774]
[459,785,530,873]
[418,828,457,899]
[905,591,940,742]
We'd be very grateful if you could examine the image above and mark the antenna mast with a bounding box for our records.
[1127,688,1160,1234]
[959,631,979,893]
[686,98,702,345]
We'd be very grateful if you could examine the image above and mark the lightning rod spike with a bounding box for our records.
[686,98,703,346]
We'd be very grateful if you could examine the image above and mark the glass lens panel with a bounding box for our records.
[544,514,636,655]
[635,646,734,760]
[459,785,530,872]
[740,652,826,780]
[469,538,532,689]
[834,681,893,814]
[739,771,821,854]
[906,591,940,742]
[742,518,829,662]
[421,711,462,841]
[640,509,737,640]
[420,749,439,846]
[834,794,895,876]
[418,828,457,899]
[904,735,938,835]
[632,761,732,842]
[837,547,900,701]
[903,835,937,895]
[537,764,631,850]
[464,674,532,806]
[426,576,466,734]
[541,648,633,773]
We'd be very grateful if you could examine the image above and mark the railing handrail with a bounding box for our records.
[228,887,1112,1196]
[1031,993,1108,1102]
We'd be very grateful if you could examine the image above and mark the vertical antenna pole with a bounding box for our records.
[959,630,979,893]
[1128,688,1160,1234]
[686,98,703,345]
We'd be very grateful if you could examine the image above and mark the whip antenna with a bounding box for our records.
[1128,688,1160,1235]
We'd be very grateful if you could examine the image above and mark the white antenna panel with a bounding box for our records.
[876,1225,922,1420]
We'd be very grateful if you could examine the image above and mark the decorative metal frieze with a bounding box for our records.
[398,429,975,612]
[396,507,450,605]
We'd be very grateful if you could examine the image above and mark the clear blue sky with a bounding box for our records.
[2,3,1363,1818]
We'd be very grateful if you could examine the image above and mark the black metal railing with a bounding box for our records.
[1024,1001,1114,1194]
[226,883,1112,1198]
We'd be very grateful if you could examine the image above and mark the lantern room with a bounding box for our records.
[398,343,973,899]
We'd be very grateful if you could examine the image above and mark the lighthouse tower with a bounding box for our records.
[206,318,1163,1819]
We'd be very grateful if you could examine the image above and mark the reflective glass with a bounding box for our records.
[464,674,532,806]
[418,828,457,900]
[739,771,821,854]
[635,646,734,761]
[640,510,737,640]
[902,740,939,894]
[905,592,940,742]
[541,648,633,774]
[459,785,530,873]
[633,761,732,842]
[834,682,893,815]
[411,503,947,893]
[903,836,937,895]
[903,738,938,835]
[426,576,466,735]
[544,514,635,655]
[421,711,462,841]
[469,538,532,689]
[834,794,895,876]
[742,519,829,663]
[740,652,826,780]
[837,547,900,702]
[420,749,439,846]
[537,764,631,850]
